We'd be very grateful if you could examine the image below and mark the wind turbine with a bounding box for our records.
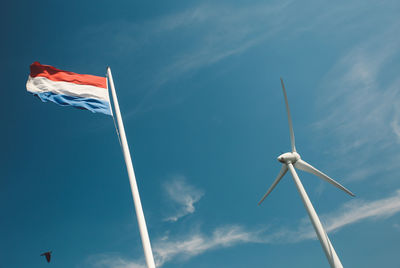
[258,78,355,268]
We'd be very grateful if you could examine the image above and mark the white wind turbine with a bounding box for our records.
[258,78,355,268]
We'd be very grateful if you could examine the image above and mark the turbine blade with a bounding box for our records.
[294,159,355,197]
[258,165,288,205]
[280,78,296,152]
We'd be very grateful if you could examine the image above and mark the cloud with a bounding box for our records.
[313,22,400,182]
[324,190,400,232]
[123,1,293,116]
[153,225,261,266]
[149,2,292,85]
[390,105,400,143]
[316,27,400,144]
[88,190,400,267]
[256,189,400,243]
[79,1,295,116]
[297,189,400,241]
[87,225,262,268]
[77,1,400,119]
[163,176,204,222]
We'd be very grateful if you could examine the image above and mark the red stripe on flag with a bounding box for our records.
[30,62,107,89]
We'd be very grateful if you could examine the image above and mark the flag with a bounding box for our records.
[26,62,112,115]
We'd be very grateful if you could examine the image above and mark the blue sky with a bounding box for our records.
[1,0,400,267]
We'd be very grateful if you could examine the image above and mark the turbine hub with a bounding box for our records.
[277,152,300,164]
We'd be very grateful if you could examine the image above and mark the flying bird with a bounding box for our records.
[40,251,52,263]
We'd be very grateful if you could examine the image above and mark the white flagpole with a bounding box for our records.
[107,67,156,268]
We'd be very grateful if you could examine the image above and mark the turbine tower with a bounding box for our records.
[258,78,355,268]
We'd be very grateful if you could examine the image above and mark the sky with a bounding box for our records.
[1,0,400,267]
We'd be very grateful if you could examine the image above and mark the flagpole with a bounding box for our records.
[107,67,156,268]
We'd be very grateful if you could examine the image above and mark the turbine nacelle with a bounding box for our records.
[277,152,300,164]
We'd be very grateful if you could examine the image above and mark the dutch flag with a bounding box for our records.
[26,62,112,115]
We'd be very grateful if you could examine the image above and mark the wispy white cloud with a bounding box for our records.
[79,1,400,119]
[150,0,399,88]
[88,190,400,267]
[313,22,400,182]
[324,190,400,232]
[290,0,399,38]
[256,189,400,243]
[150,2,291,85]
[87,225,262,268]
[390,105,400,143]
[153,225,261,266]
[80,1,297,116]
[163,176,204,222]
[122,1,293,115]
[316,28,400,142]
[296,189,400,241]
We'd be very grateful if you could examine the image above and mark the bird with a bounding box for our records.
[40,251,52,263]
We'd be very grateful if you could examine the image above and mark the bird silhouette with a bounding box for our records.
[40,251,52,263]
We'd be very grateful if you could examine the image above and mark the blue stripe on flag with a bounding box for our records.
[33,92,112,115]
